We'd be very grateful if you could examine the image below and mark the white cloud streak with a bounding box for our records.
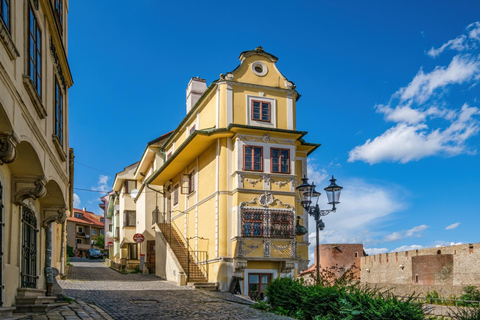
[446,222,461,230]
[364,248,389,255]
[392,244,424,252]
[93,175,111,193]
[384,225,428,242]
[427,21,480,58]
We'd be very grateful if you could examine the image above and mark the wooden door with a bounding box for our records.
[147,241,155,270]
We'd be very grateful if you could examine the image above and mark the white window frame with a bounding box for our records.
[246,95,276,128]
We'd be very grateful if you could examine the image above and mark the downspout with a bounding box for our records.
[44,224,53,295]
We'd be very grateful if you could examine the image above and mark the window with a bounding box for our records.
[167,152,172,159]
[242,209,293,239]
[115,227,119,237]
[54,0,63,27]
[355,251,358,258]
[173,185,179,206]
[244,146,263,171]
[74,213,82,218]
[77,226,83,233]
[181,171,195,194]
[251,100,270,122]
[92,229,97,236]
[108,224,113,232]
[123,210,136,227]
[124,180,137,194]
[271,148,290,173]
[100,217,104,223]
[28,6,42,97]
[0,0,10,31]
[248,273,271,296]
[76,238,82,244]
[100,229,104,236]
[54,80,63,145]
[128,243,138,260]
[190,125,196,134]
[243,211,263,237]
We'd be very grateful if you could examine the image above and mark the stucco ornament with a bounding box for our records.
[0,132,19,165]
[262,134,271,143]
[280,261,295,273]
[264,240,271,257]
[225,73,234,80]
[240,192,295,210]
[42,207,67,228]
[13,176,47,205]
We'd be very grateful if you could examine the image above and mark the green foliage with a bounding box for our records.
[461,286,480,306]
[449,306,480,319]
[262,277,424,320]
[67,245,74,257]
[94,234,105,249]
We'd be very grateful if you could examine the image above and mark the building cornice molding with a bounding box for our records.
[42,206,67,227]
[23,75,47,119]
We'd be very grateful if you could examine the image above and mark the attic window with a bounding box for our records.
[251,61,267,77]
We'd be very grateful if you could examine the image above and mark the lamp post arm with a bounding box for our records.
[307,205,336,217]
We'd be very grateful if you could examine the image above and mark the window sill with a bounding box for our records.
[52,135,67,162]
[0,20,20,60]
[187,191,196,198]
[123,226,136,228]
[23,75,46,119]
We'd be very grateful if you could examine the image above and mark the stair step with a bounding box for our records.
[16,288,47,298]
[16,296,57,305]
[0,307,16,317]
[14,302,68,313]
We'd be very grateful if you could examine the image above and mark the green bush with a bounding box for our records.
[259,277,424,320]
[449,306,480,320]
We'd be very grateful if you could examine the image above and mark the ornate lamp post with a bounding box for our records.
[296,175,343,283]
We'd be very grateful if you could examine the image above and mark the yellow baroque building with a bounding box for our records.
[0,0,73,314]
[107,47,318,295]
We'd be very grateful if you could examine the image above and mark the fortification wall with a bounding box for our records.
[360,243,480,296]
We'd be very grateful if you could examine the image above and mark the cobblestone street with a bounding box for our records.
[58,258,292,320]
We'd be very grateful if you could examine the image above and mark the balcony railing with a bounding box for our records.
[241,209,294,239]
[76,232,86,236]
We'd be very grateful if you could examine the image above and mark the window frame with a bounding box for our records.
[54,78,64,145]
[91,228,97,236]
[128,243,138,260]
[54,0,63,32]
[189,125,196,135]
[251,100,271,122]
[241,208,294,239]
[0,0,10,31]
[123,210,136,227]
[270,148,290,174]
[124,180,137,194]
[28,5,42,97]
[76,238,82,244]
[173,184,179,206]
[243,145,263,172]
[248,273,271,296]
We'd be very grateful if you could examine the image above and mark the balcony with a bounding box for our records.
[241,210,294,239]
[76,232,86,237]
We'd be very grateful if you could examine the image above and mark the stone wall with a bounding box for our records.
[360,243,480,296]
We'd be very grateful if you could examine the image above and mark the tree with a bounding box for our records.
[94,234,105,249]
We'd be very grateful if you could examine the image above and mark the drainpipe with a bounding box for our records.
[60,221,66,275]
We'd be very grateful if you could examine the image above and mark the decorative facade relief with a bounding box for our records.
[13,176,47,205]
[298,259,309,273]
[237,134,295,145]
[240,192,294,210]
[290,239,298,258]
[264,240,271,257]
[234,259,248,272]
[280,261,296,273]
[0,21,20,60]
[0,132,19,165]
[42,207,67,228]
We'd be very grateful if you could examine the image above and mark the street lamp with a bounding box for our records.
[296,175,343,283]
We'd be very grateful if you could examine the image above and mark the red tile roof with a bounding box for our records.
[68,208,104,227]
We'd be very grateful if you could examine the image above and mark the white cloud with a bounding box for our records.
[93,175,111,193]
[73,193,81,208]
[446,222,461,230]
[384,225,428,242]
[305,165,405,246]
[306,160,328,187]
[365,248,388,255]
[392,244,424,252]
[427,21,480,58]
[398,55,480,104]
[451,242,463,246]
[348,104,480,164]
[349,22,480,165]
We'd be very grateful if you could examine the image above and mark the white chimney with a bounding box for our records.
[186,77,207,114]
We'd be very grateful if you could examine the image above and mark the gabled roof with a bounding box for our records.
[68,208,104,227]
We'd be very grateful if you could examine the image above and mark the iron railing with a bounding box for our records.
[158,220,208,282]
[241,209,294,239]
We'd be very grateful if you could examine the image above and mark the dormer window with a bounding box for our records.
[100,218,105,223]
[252,100,270,122]
[74,213,83,218]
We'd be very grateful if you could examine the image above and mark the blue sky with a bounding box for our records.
[69,1,480,257]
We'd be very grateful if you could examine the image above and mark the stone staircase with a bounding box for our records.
[158,222,207,283]
[14,288,67,313]
[187,282,218,291]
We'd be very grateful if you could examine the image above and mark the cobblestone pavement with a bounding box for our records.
[14,299,113,320]
[58,258,292,320]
